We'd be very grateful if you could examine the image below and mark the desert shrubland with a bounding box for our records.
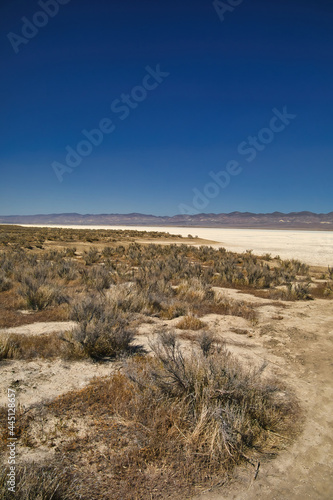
[0,226,316,499]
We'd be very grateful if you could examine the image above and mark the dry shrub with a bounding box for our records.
[160,301,187,319]
[84,247,100,265]
[70,295,135,360]
[45,334,298,499]
[0,336,12,360]
[176,315,206,330]
[304,281,333,300]
[56,259,79,281]
[279,259,309,276]
[177,277,211,302]
[193,293,258,323]
[269,282,313,301]
[197,330,216,356]
[323,281,333,297]
[80,266,113,291]
[1,229,312,293]
[126,333,297,474]
[72,319,135,360]
[109,284,163,316]
[18,277,68,311]
[328,266,333,280]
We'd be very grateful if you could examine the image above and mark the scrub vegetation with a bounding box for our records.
[0,225,329,498]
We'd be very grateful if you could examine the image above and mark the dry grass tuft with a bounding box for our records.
[0,464,77,500]
[0,332,83,360]
[176,315,206,330]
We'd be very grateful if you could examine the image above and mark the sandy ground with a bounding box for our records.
[0,322,118,409]
[18,224,333,266]
[1,289,332,498]
[0,321,76,338]
[0,358,120,409]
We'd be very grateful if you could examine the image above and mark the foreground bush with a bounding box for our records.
[133,332,297,463]
[47,333,298,499]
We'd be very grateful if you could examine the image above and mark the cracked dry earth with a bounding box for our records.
[0,290,332,499]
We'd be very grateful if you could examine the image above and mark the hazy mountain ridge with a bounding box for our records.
[0,212,332,230]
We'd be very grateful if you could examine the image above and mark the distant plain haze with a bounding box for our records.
[1,0,332,215]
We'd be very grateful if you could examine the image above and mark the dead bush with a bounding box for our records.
[197,330,216,356]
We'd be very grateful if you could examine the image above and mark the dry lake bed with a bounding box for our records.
[20,225,333,267]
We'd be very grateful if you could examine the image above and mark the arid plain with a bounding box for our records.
[0,224,332,499]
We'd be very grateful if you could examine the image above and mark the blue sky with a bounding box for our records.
[0,0,332,215]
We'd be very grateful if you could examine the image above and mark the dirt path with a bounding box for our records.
[194,298,333,500]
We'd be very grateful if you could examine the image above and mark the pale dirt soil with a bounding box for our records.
[0,357,120,410]
[0,321,76,338]
[0,289,332,498]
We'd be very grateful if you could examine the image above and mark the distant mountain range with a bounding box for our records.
[0,212,332,230]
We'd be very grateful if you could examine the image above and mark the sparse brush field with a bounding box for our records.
[0,225,332,499]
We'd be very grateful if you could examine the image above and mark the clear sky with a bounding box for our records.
[0,0,332,215]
